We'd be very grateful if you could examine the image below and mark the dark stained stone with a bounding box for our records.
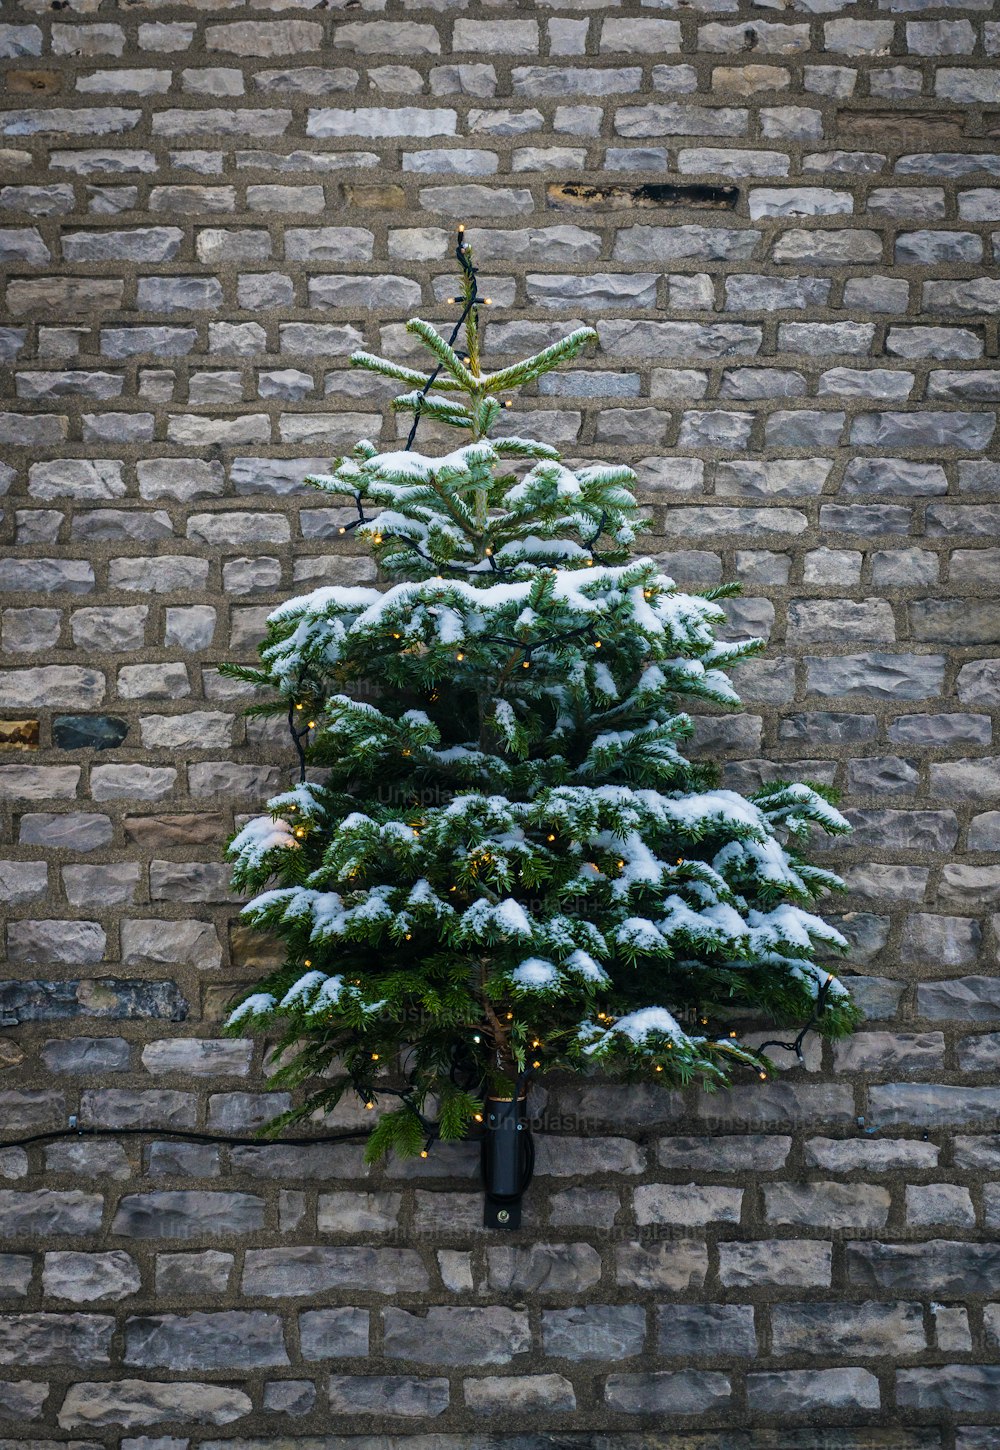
[0,979,187,1025]
[52,715,128,751]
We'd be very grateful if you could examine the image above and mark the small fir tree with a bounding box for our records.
[222,236,859,1162]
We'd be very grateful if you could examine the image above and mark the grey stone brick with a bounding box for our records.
[43,1253,139,1304]
[834,1030,946,1072]
[58,1378,251,1429]
[956,661,1000,704]
[147,1144,219,1180]
[716,458,828,498]
[615,1239,708,1291]
[124,1312,287,1370]
[316,1192,400,1234]
[0,765,81,800]
[80,1089,196,1130]
[869,1082,1000,1127]
[615,105,748,139]
[382,1306,528,1366]
[0,1189,103,1239]
[262,1379,316,1415]
[605,1370,732,1414]
[243,1247,428,1296]
[0,1313,113,1368]
[91,765,177,802]
[765,1182,890,1229]
[899,1365,1000,1412]
[40,1037,130,1075]
[486,1243,601,1293]
[154,1251,232,1296]
[141,1039,246,1076]
[327,1374,447,1417]
[206,1092,291,1131]
[7,919,105,965]
[0,978,186,1024]
[719,1239,832,1288]
[906,1183,975,1227]
[307,107,456,140]
[805,1137,938,1172]
[111,1192,264,1240]
[465,1373,575,1413]
[805,653,946,701]
[747,1368,880,1412]
[657,1303,756,1358]
[0,1378,47,1418]
[634,1183,742,1225]
[541,1305,645,1360]
[0,860,48,904]
[779,321,874,354]
[679,147,788,178]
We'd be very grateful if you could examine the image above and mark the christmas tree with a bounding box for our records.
[222,234,859,1163]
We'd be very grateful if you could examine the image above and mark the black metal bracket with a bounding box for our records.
[481,1091,533,1230]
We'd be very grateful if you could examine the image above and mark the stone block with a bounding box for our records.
[605,1370,732,1413]
[42,1253,139,1304]
[58,1379,251,1429]
[541,1305,646,1360]
[0,1313,112,1366]
[124,1312,288,1369]
[243,1247,428,1296]
[383,1307,529,1366]
[111,1192,264,1240]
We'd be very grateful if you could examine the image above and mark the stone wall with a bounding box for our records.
[1,0,999,1445]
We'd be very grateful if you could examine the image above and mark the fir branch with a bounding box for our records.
[481,326,599,393]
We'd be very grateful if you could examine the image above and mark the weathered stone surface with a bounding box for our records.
[40,1038,129,1074]
[43,1253,140,1304]
[58,1379,251,1428]
[79,1089,196,1130]
[485,1242,601,1293]
[316,1192,401,1234]
[111,1192,264,1240]
[296,1308,369,1361]
[747,1367,880,1412]
[605,1370,732,1413]
[0,1257,32,1300]
[0,978,186,1024]
[657,1303,756,1358]
[847,1239,1000,1296]
[327,1374,448,1417]
[719,1239,832,1288]
[0,1314,113,1367]
[242,1247,428,1296]
[124,1312,287,1370]
[154,1251,232,1297]
[141,1039,248,1077]
[615,1239,708,1291]
[0,1378,48,1419]
[122,920,222,972]
[7,919,105,965]
[542,1305,646,1360]
[771,1301,925,1356]
[383,1307,529,1365]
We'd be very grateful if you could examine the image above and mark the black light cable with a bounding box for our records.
[0,1123,374,1154]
